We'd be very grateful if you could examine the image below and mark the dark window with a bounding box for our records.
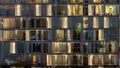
[30,31,36,40]
[83,45,87,53]
[83,7,88,15]
[83,56,88,65]
[72,56,78,65]
[33,43,41,53]
[22,19,26,28]
[43,43,48,53]
[109,44,112,53]
[73,31,80,40]
[43,31,48,40]
[38,31,41,40]
[73,43,81,53]
[36,18,46,28]
[29,18,34,28]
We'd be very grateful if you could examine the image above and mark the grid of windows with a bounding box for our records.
[0,0,119,67]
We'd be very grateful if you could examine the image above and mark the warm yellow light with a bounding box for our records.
[33,55,36,63]
[98,29,104,40]
[31,0,36,2]
[15,5,21,16]
[36,5,41,16]
[109,6,113,15]
[62,17,68,28]
[68,43,71,53]
[47,5,52,16]
[10,42,16,53]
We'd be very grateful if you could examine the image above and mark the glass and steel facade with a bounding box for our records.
[0,0,120,67]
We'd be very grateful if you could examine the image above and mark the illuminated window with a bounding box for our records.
[105,5,116,15]
[0,30,2,41]
[10,42,16,53]
[93,17,99,28]
[62,17,68,28]
[70,0,83,3]
[94,0,104,3]
[47,17,52,28]
[68,5,83,16]
[15,5,21,16]
[56,30,64,41]
[3,30,15,41]
[2,18,15,29]
[95,5,104,15]
[47,55,68,66]
[53,17,67,28]
[47,5,52,16]
[83,17,88,28]
[92,55,103,65]
[52,42,68,53]
[98,29,104,41]
[104,17,109,28]
[36,5,41,16]
[31,0,49,3]
[88,5,94,16]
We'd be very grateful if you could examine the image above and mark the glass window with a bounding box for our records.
[52,42,67,53]
[70,0,83,3]
[16,30,25,40]
[15,4,21,16]
[22,5,34,16]
[72,30,81,40]
[56,30,64,41]
[47,55,70,66]
[83,17,88,28]
[29,18,34,28]
[93,0,104,3]
[36,18,47,28]
[104,17,109,28]
[53,17,68,28]
[36,5,41,16]
[2,18,15,29]
[83,30,93,41]
[88,5,94,16]
[95,5,104,15]
[93,17,99,28]
[10,42,16,53]
[30,31,36,40]
[52,5,67,16]
[53,0,68,4]
[47,5,52,16]
[92,55,103,65]
[15,18,21,28]
[38,30,48,41]
[98,29,104,41]
[31,42,41,53]
[0,5,6,16]
[3,30,15,41]
[72,43,81,53]
[68,5,83,16]
[5,5,15,16]
[43,43,48,53]
[105,5,116,15]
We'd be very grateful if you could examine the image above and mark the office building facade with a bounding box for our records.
[0,0,120,67]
